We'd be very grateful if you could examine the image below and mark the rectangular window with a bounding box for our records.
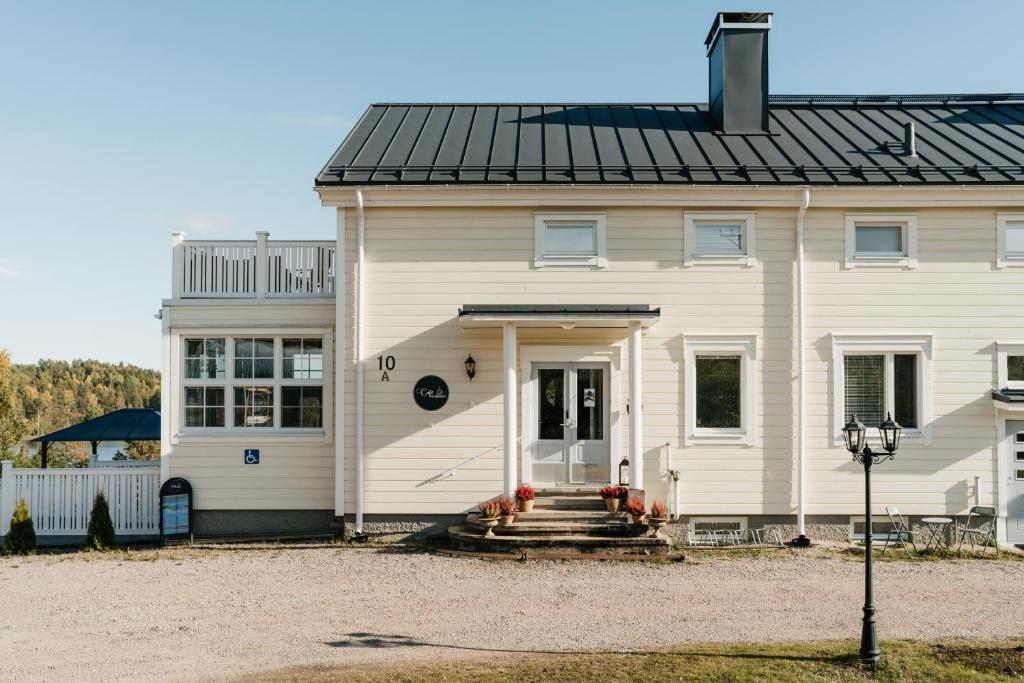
[545,223,596,256]
[694,223,744,255]
[843,354,918,430]
[998,215,1024,267]
[233,386,274,428]
[185,338,225,379]
[234,338,274,379]
[1005,223,1024,258]
[1008,356,1024,383]
[534,213,607,267]
[283,338,323,379]
[184,387,225,427]
[854,225,904,256]
[695,356,741,429]
[281,386,323,428]
[845,214,917,268]
[684,212,756,266]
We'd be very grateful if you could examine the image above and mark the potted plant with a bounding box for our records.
[599,484,622,512]
[498,495,517,525]
[477,500,501,537]
[648,500,668,536]
[623,495,646,524]
[515,483,536,512]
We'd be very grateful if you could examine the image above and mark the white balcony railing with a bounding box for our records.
[171,231,335,299]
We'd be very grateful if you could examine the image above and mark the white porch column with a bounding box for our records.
[628,321,644,490]
[1,460,14,536]
[334,208,346,518]
[503,322,517,498]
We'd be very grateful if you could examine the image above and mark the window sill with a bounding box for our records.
[534,257,606,269]
[173,430,328,445]
[686,430,754,446]
[684,255,755,268]
[997,258,1024,269]
[832,430,930,447]
[845,256,914,269]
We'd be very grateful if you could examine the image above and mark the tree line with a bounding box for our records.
[0,351,160,467]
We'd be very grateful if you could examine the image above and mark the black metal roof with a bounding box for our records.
[459,304,660,318]
[33,409,161,443]
[316,95,1024,186]
[993,389,1024,404]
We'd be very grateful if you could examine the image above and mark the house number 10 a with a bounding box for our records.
[377,355,396,381]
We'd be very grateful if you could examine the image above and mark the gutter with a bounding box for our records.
[795,187,811,546]
[355,189,366,537]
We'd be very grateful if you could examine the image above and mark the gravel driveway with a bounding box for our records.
[0,545,1019,682]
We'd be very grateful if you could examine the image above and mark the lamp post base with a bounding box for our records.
[859,604,880,667]
[791,534,812,547]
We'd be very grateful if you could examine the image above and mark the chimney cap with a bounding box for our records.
[705,12,773,51]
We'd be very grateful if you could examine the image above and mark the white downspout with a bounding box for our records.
[795,187,811,545]
[355,189,366,536]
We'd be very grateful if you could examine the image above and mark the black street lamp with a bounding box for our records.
[841,412,901,669]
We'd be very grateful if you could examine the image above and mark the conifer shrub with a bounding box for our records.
[4,499,36,554]
[85,492,116,550]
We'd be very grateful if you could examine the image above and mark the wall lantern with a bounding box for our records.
[464,355,476,381]
[618,457,629,487]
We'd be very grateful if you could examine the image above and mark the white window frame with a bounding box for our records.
[683,211,756,267]
[688,517,748,533]
[684,333,757,446]
[831,333,933,445]
[844,213,917,269]
[533,212,607,268]
[996,341,1024,390]
[849,516,894,543]
[175,328,331,443]
[996,213,1024,269]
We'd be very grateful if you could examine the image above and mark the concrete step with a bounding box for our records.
[448,525,670,556]
[531,496,605,510]
[512,510,625,522]
[534,488,604,498]
[466,513,645,537]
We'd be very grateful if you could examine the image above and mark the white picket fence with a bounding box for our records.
[0,461,160,538]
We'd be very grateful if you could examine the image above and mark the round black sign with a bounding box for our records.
[413,375,449,411]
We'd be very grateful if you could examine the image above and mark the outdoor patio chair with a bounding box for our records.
[883,507,916,556]
[956,505,998,554]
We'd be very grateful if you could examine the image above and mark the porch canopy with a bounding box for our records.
[459,304,658,496]
[32,409,161,468]
[458,304,660,328]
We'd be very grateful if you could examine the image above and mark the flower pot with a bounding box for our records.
[629,514,645,525]
[479,517,499,537]
[518,499,534,513]
[604,498,621,512]
[500,513,515,526]
[648,517,668,537]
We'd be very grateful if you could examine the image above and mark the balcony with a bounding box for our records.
[171,231,335,299]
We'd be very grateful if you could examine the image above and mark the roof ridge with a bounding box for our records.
[366,95,1024,107]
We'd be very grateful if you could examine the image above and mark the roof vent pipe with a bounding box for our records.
[705,12,773,134]
[904,122,917,157]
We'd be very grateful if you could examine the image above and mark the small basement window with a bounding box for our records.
[534,213,607,267]
[845,214,917,268]
[997,214,1024,268]
[849,516,894,543]
[684,212,756,266]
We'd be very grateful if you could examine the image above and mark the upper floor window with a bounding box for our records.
[683,212,756,267]
[997,213,1024,268]
[534,213,607,268]
[180,334,325,433]
[684,334,757,445]
[832,334,932,444]
[845,214,917,269]
[996,342,1024,390]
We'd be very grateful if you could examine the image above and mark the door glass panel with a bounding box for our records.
[576,368,604,440]
[538,369,565,440]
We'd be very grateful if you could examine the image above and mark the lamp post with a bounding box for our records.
[841,412,901,669]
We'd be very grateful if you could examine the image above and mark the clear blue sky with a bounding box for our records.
[1,0,1021,369]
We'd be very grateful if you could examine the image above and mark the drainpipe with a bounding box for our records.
[355,189,366,537]
[794,187,811,546]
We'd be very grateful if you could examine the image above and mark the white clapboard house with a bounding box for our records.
[159,12,1024,548]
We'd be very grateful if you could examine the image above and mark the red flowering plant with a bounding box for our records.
[477,500,501,519]
[515,483,535,502]
[599,484,619,500]
[650,500,668,519]
[622,496,646,518]
[498,495,517,516]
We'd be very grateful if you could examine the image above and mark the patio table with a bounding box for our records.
[920,517,954,551]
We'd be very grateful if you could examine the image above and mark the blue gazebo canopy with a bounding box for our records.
[33,409,161,443]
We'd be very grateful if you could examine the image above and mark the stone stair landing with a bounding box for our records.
[446,489,671,557]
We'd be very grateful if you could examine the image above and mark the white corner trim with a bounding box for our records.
[683,333,758,446]
[683,211,757,267]
[533,212,607,268]
[844,213,918,269]
[996,213,1024,269]
[830,333,933,446]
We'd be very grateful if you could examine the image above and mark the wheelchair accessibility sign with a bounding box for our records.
[244,449,260,465]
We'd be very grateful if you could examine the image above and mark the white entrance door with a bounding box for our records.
[1006,420,1024,544]
[531,362,610,485]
